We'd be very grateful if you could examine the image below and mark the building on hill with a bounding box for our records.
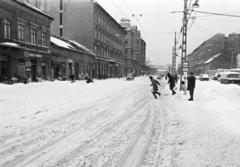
[188,33,240,75]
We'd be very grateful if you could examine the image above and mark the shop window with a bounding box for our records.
[41,32,47,46]
[30,28,37,44]
[3,19,11,40]
[17,24,25,41]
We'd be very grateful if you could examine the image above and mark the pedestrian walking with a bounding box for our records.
[187,72,196,101]
[149,76,161,99]
[167,73,176,95]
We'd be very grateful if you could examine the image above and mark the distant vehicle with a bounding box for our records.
[230,68,240,73]
[219,72,240,84]
[199,74,210,81]
[213,68,231,80]
[213,73,221,80]
[195,75,200,80]
[126,73,134,80]
[157,74,164,79]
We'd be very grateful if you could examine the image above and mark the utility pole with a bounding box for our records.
[59,0,63,37]
[172,32,177,74]
[180,0,188,90]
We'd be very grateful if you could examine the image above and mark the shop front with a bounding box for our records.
[24,51,51,82]
[0,42,51,83]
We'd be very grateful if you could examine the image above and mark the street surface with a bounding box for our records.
[1,77,240,167]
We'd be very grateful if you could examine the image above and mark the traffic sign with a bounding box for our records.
[183,61,189,68]
[183,68,188,72]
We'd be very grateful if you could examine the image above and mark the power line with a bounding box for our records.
[193,10,240,18]
[197,18,240,22]
[144,32,175,35]
[108,0,129,19]
[196,10,240,18]
[120,0,148,38]
[187,0,193,11]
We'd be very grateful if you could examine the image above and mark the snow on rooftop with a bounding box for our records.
[50,37,74,50]
[204,53,221,64]
[69,40,95,55]
[16,0,52,19]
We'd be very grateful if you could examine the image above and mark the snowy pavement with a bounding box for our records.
[0,77,240,167]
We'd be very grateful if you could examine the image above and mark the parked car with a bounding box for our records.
[219,72,240,84]
[126,73,134,80]
[199,74,210,81]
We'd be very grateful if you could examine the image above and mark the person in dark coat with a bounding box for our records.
[167,73,176,95]
[69,74,75,83]
[187,72,196,101]
[85,75,93,84]
[149,76,161,99]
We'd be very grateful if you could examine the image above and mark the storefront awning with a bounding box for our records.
[0,42,50,55]
[0,42,22,49]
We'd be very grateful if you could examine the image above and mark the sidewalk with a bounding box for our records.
[156,80,240,167]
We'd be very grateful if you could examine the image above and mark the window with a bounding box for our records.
[94,46,97,53]
[41,32,47,46]
[97,32,100,40]
[3,19,11,40]
[98,17,101,25]
[95,30,97,39]
[30,28,37,44]
[17,24,25,41]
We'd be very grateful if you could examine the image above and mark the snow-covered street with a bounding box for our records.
[1,77,240,167]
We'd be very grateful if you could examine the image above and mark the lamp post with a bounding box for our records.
[179,0,199,90]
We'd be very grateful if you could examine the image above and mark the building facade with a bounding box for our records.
[139,38,146,74]
[0,0,53,83]
[45,0,126,79]
[120,18,146,75]
[50,36,94,80]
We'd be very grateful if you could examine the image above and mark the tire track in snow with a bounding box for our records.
[1,85,148,167]
[139,86,182,167]
[48,96,149,167]
[0,87,136,167]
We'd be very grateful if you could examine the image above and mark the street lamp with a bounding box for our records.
[192,0,200,9]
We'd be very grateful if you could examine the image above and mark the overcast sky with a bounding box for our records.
[96,0,240,66]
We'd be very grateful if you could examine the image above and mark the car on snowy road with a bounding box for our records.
[126,73,134,80]
[219,72,240,84]
[199,74,210,81]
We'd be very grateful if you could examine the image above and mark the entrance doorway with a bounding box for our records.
[0,60,10,82]
[31,60,37,82]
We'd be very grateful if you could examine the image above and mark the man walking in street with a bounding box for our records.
[149,76,161,99]
[187,72,196,101]
[166,73,176,95]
